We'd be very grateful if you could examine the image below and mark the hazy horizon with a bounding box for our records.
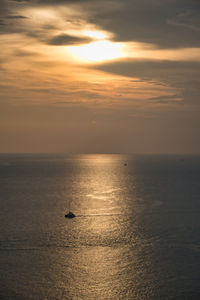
[1,152,200,156]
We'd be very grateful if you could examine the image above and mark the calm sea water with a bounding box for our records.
[0,154,200,300]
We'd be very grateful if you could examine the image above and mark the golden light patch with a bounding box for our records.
[82,30,109,40]
[69,40,124,63]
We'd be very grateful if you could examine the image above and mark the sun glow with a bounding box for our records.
[69,40,124,63]
[82,30,109,40]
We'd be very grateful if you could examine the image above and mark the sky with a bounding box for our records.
[0,0,200,154]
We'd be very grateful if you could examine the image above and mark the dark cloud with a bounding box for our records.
[0,0,9,16]
[96,59,200,105]
[38,0,89,3]
[9,0,30,2]
[0,0,29,33]
[87,0,200,48]
[14,49,40,56]
[6,15,28,18]
[0,0,91,39]
[1,0,200,49]
[96,59,200,82]
[149,94,183,103]
[48,34,92,45]
[9,0,91,4]
[0,20,6,26]
[53,101,82,106]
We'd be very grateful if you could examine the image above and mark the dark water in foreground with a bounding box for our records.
[0,154,200,300]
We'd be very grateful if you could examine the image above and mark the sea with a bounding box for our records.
[0,154,200,300]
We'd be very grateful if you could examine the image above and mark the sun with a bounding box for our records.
[69,40,124,63]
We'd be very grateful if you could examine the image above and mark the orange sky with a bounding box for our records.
[0,0,200,153]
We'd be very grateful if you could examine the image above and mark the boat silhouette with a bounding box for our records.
[65,211,76,218]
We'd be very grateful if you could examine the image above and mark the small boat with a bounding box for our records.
[65,211,76,218]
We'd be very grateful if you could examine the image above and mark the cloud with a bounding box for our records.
[96,59,200,105]
[37,0,90,4]
[0,0,29,34]
[86,0,200,48]
[14,49,40,56]
[0,0,199,109]
[1,0,200,49]
[9,0,30,2]
[149,94,183,103]
[48,34,92,45]
[0,20,6,26]
[0,0,9,16]
[0,0,92,41]
[6,15,28,19]
[9,0,92,5]
[96,59,200,80]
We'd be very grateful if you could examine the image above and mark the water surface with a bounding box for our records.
[0,154,200,299]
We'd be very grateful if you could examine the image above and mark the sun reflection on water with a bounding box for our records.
[60,154,142,298]
[70,154,127,216]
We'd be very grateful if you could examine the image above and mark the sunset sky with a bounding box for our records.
[0,0,200,154]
